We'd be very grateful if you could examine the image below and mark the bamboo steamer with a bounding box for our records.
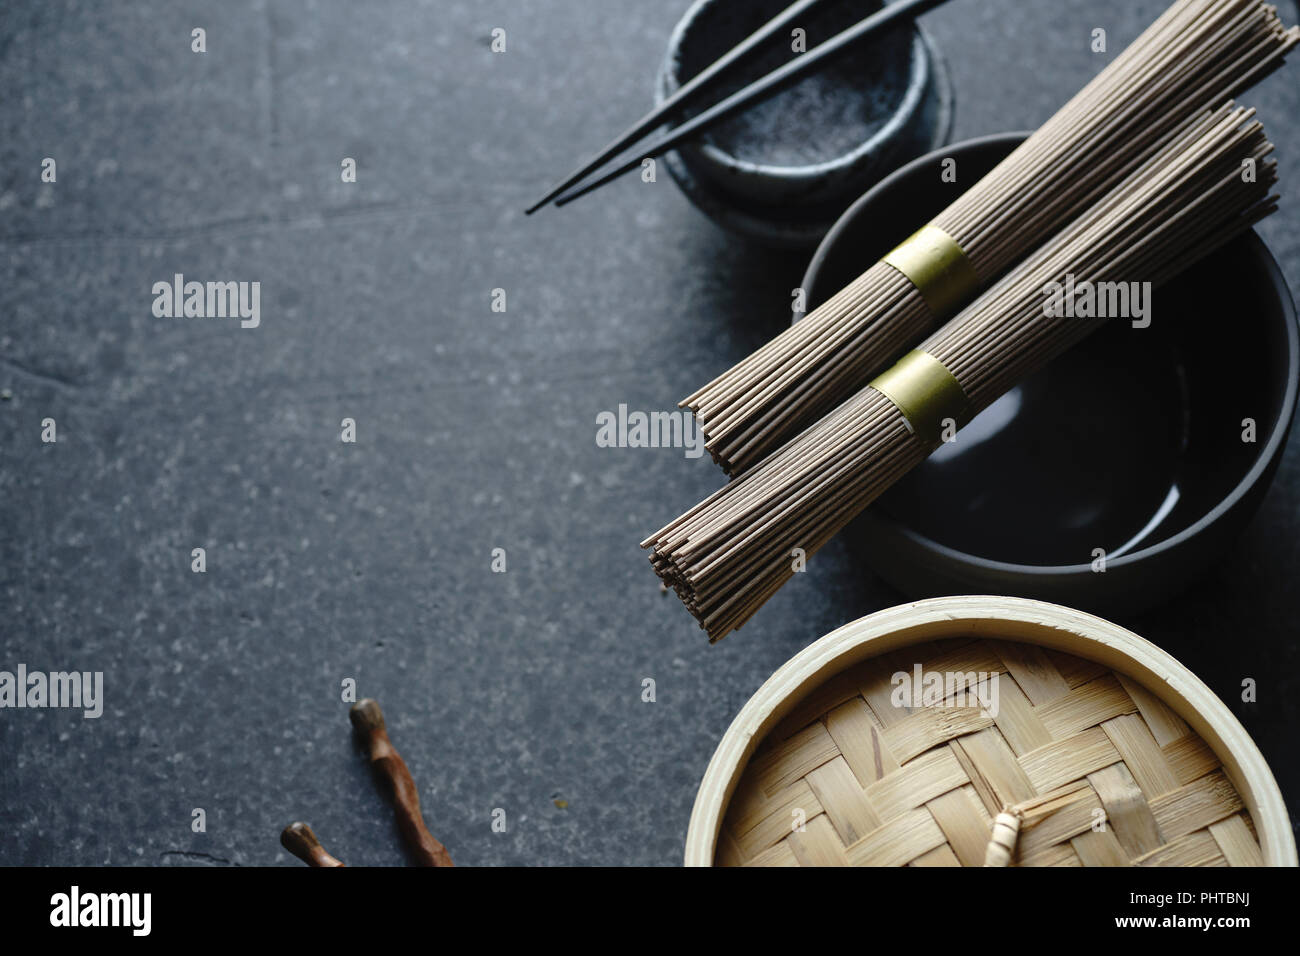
[685,596,1296,866]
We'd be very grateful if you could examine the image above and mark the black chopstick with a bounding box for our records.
[524,0,832,215]
[548,0,955,210]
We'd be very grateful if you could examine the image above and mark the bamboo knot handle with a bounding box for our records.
[350,698,454,867]
[983,810,1021,867]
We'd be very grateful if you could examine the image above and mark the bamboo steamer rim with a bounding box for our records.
[685,596,1297,866]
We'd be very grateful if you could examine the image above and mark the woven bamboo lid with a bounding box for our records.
[686,597,1295,867]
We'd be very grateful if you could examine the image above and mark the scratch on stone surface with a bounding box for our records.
[0,355,78,391]
[0,195,482,249]
[263,0,279,149]
[159,849,238,865]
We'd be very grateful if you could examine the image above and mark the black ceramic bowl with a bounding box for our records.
[656,0,953,247]
[800,133,1299,616]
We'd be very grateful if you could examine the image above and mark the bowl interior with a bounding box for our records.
[669,0,914,171]
[803,135,1295,567]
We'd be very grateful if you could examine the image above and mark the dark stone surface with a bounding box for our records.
[1,0,1297,866]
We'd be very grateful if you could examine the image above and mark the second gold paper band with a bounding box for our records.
[869,349,971,443]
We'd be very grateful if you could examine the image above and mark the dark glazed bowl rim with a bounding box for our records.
[800,131,1300,579]
[658,0,931,183]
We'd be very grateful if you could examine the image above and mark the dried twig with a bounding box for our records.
[350,699,454,867]
[280,821,346,867]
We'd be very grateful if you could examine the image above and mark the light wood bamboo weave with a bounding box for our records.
[714,636,1261,867]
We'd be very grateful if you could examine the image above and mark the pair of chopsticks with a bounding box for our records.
[524,0,955,214]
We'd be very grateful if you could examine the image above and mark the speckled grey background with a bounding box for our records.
[1,0,1297,866]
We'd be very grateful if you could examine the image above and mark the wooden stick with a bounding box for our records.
[350,699,454,867]
[280,822,346,867]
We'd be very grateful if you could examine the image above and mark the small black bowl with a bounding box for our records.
[800,133,1299,616]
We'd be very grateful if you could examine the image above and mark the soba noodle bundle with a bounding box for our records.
[649,105,1278,641]
[684,0,1297,476]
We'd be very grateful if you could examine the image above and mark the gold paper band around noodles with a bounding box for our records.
[881,225,981,320]
[869,349,971,444]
